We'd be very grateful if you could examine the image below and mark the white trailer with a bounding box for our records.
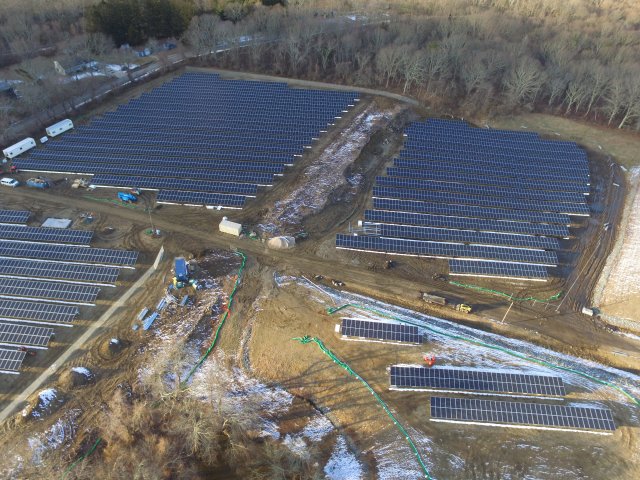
[219,217,242,236]
[46,119,74,137]
[2,138,36,159]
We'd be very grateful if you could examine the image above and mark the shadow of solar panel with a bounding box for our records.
[430,397,616,432]
[341,319,422,343]
[391,366,565,396]
[449,260,549,280]
[0,210,30,224]
[0,322,53,348]
[0,348,26,373]
[0,278,100,304]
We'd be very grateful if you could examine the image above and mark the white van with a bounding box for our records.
[1,178,19,187]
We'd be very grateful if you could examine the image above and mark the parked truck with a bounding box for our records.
[26,177,50,189]
[421,292,472,313]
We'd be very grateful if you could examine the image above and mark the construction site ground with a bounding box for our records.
[0,68,639,478]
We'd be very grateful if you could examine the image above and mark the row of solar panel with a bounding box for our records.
[398,147,589,174]
[449,259,549,280]
[405,140,585,164]
[156,190,246,208]
[0,348,26,373]
[405,129,584,154]
[0,322,53,348]
[90,175,258,196]
[377,176,586,204]
[367,222,560,249]
[336,234,558,266]
[101,110,340,124]
[373,198,571,225]
[0,277,100,304]
[58,135,306,154]
[363,209,570,237]
[340,318,422,343]
[0,258,120,284]
[73,126,317,145]
[393,159,589,188]
[42,143,294,163]
[390,366,565,396]
[0,210,30,224]
[19,155,286,174]
[0,299,79,325]
[430,397,615,432]
[0,224,93,245]
[119,99,352,109]
[14,161,275,185]
[372,186,590,216]
[0,240,138,267]
[387,166,589,194]
[88,119,328,134]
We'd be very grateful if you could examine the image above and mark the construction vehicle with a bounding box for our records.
[117,191,137,203]
[19,346,36,356]
[26,177,50,189]
[421,292,472,314]
[71,178,90,189]
[332,279,345,287]
[1,164,18,175]
[173,257,195,289]
[384,260,395,269]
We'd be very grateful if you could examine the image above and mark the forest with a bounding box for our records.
[1,0,640,140]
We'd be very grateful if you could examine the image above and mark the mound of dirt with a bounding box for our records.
[59,367,95,389]
[99,337,126,359]
[22,388,65,420]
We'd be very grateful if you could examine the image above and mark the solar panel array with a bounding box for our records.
[13,72,359,209]
[340,318,422,344]
[0,323,53,348]
[0,214,138,373]
[390,366,566,396]
[0,209,30,224]
[337,119,591,280]
[0,348,26,374]
[430,397,615,433]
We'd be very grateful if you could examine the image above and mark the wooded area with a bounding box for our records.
[1,0,640,137]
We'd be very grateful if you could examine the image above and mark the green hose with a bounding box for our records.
[293,335,432,479]
[448,281,563,303]
[62,437,102,479]
[181,251,246,385]
[327,304,640,408]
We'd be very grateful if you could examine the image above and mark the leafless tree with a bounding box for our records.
[503,57,546,105]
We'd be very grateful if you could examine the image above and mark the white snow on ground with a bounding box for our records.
[38,388,57,406]
[302,414,334,442]
[600,167,640,306]
[71,367,91,376]
[259,419,280,440]
[324,436,363,480]
[27,409,81,465]
[258,107,393,234]
[283,434,309,458]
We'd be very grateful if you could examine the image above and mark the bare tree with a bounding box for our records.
[503,57,546,105]
[375,45,404,88]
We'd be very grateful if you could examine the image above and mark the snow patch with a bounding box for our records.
[302,414,334,442]
[283,434,309,458]
[71,367,91,377]
[324,436,363,480]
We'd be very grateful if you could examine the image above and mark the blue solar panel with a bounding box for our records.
[90,175,258,196]
[156,190,246,208]
[449,259,549,280]
[0,210,30,224]
[336,234,558,265]
[0,240,138,266]
[363,210,569,237]
[0,224,93,245]
[0,258,119,284]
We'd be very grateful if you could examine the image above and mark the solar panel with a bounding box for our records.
[373,223,559,249]
[449,259,549,280]
[0,299,79,325]
[0,240,138,267]
[336,234,558,266]
[0,322,53,348]
[0,224,93,245]
[430,397,616,433]
[0,259,119,284]
[0,210,30,224]
[390,366,565,396]
[363,210,570,238]
[0,348,26,373]
[0,277,100,304]
[90,175,258,196]
[156,190,246,208]
[340,318,422,343]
